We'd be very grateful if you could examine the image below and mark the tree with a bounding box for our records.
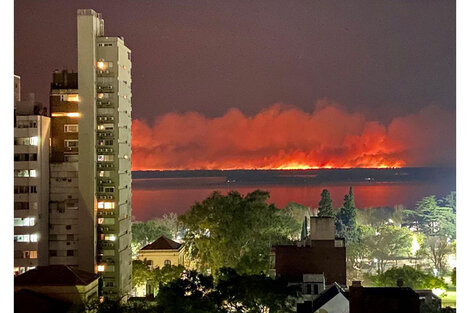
[368,265,447,290]
[283,202,311,240]
[421,236,455,276]
[363,225,415,274]
[216,267,298,313]
[155,268,298,313]
[132,259,153,289]
[451,267,456,286]
[156,270,221,313]
[318,189,334,217]
[153,264,186,288]
[404,196,455,239]
[356,206,405,227]
[439,191,456,214]
[179,190,298,275]
[335,186,360,244]
[131,213,179,256]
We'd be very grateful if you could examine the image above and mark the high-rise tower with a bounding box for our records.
[77,9,132,297]
[14,77,50,275]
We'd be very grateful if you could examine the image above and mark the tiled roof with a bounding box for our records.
[141,235,182,251]
[14,265,99,286]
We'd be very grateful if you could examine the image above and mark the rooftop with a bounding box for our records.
[141,235,182,251]
[14,265,99,286]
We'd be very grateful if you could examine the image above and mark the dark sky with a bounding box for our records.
[15,0,455,124]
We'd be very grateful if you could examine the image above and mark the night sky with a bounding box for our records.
[14,0,456,170]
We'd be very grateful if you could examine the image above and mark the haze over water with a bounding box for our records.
[131,168,455,221]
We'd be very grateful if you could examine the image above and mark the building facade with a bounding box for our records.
[49,70,80,267]
[14,76,51,275]
[77,9,132,297]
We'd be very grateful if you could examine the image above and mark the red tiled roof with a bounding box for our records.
[141,235,182,251]
[14,265,99,286]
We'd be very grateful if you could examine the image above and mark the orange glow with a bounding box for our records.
[97,61,106,70]
[66,94,80,102]
[131,103,454,170]
[51,112,81,118]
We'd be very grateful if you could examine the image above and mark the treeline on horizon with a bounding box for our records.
[132,167,456,184]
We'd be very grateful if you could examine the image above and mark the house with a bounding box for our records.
[137,235,185,269]
[14,265,99,312]
[348,281,420,313]
[308,282,349,313]
[271,217,346,312]
[271,217,346,286]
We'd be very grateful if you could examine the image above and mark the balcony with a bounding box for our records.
[96,69,114,77]
[97,85,114,93]
[96,100,113,108]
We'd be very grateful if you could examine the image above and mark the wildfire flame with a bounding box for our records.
[131,103,454,171]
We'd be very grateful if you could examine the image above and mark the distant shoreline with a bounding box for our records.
[132,167,456,186]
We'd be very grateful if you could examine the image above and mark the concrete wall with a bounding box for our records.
[310,217,335,241]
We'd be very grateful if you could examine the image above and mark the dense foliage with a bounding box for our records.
[178,190,299,274]
[368,265,447,290]
[156,268,298,313]
[132,261,185,292]
[131,213,179,255]
[318,189,334,217]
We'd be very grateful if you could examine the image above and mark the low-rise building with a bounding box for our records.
[348,281,420,313]
[137,236,185,269]
[271,217,346,312]
[14,265,99,312]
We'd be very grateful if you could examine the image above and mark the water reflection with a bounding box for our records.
[132,179,453,221]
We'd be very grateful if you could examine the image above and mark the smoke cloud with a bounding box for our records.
[131,101,455,170]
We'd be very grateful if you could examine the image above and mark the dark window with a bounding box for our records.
[49,250,57,257]
[67,250,74,256]
[306,284,312,294]
[313,284,319,295]
[164,260,171,266]
[67,234,74,241]
[66,225,71,230]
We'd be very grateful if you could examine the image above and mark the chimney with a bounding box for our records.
[310,216,335,241]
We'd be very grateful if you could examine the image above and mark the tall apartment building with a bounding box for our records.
[77,9,133,297]
[14,76,51,275]
[49,70,80,267]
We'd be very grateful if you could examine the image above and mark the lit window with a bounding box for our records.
[30,234,38,242]
[29,170,37,177]
[15,217,35,227]
[64,140,79,148]
[66,94,80,102]
[97,155,114,162]
[97,124,114,131]
[97,61,106,70]
[97,201,114,209]
[30,137,38,146]
[104,234,116,241]
[14,137,39,146]
[14,235,30,242]
[51,112,80,117]
[97,265,105,272]
[98,218,104,224]
[64,124,79,132]
[14,170,29,177]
